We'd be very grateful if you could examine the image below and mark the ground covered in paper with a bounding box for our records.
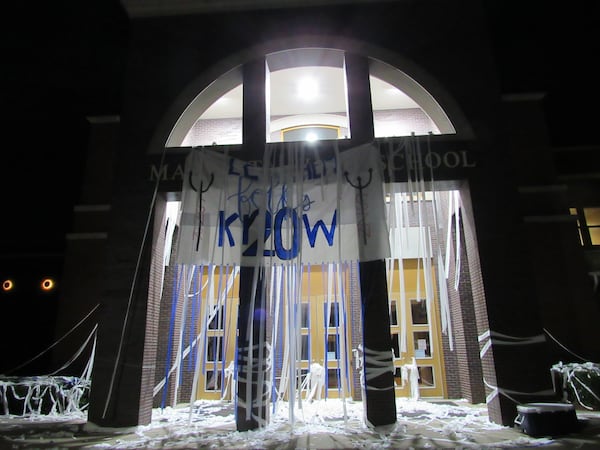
[2,397,600,449]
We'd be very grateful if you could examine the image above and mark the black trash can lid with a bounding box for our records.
[517,402,575,413]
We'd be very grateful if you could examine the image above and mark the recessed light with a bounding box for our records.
[305,132,318,142]
[297,77,318,100]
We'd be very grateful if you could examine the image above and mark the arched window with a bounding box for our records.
[167,47,454,149]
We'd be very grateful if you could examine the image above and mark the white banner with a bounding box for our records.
[175,144,390,266]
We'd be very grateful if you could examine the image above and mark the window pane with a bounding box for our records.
[301,335,310,360]
[393,367,403,386]
[584,208,600,226]
[282,125,339,142]
[327,368,340,389]
[300,303,310,328]
[417,366,435,387]
[391,333,400,359]
[205,370,222,391]
[325,303,339,327]
[370,75,436,138]
[206,336,223,361]
[590,227,600,245]
[208,305,224,330]
[183,85,243,146]
[413,331,431,357]
[267,54,350,143]
[410,299,428,324]
[296,368,309,390]
[585,208,600,245]
[389,300,398,326]
[327,334,339,359]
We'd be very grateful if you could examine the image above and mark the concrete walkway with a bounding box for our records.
[1,399,599,449]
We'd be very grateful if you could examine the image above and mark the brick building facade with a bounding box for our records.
[52,0,600,430]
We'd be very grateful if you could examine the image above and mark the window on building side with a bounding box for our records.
[391,332,400,359]
[389,300,398,326]
[570,207,600,247]
[413,331,431,358]
[205,370,222,391]
[586,208,600,245]
[417,366,435,387]
[410,298,428,325]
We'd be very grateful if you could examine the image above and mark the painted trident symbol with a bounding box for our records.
[344,168,372,245]
[189,171,214,251]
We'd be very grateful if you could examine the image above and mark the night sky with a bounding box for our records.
[1,1,129,255]
[0,0,598,373]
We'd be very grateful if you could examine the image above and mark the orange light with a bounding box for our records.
[40,278,55,291]
[2,279,14,292]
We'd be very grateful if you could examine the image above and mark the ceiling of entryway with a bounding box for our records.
[201,66,420,119]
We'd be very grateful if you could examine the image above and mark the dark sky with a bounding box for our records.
[0,0,598,258]
[485,1,600,144]
[1,1,129,256]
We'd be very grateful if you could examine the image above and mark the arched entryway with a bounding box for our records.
[141,43,491,431]
[86,38,500,431]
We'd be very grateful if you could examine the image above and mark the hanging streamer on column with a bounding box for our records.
[235,265,270,430]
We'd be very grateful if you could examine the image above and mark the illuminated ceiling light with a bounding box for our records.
[305,131,318,142]
[2,279,14,292]
[40,277,56,292]
[296,77,319,101]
